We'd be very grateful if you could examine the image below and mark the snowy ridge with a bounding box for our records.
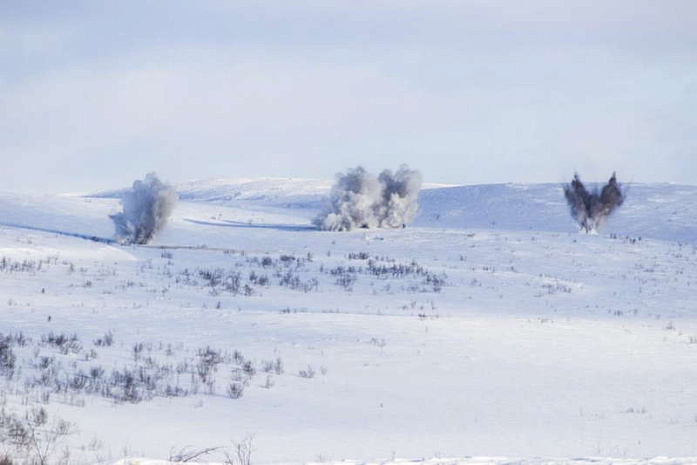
[93,177,454,210]
[79,178,697,244]
[91,177,331,209]
[177,177,333,203]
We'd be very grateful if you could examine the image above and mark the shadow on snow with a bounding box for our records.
[0,222,115,244]
[184,218,316,233]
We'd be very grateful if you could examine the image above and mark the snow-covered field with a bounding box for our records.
[1,179,697,464]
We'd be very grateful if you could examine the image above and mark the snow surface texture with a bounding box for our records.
[106,459,697,465]
[1,178,697,464]
[314,166,422,231]
[564,173,625,233]
[109,173,178,244]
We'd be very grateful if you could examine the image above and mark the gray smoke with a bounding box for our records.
[564,172,625,232]
[377,166,423,228]
[315,165,422,231]
[110,173,178,244]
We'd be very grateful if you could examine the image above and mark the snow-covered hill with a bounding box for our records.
[89,177,697,243]
[416,182,697,243]
[93,177,333,210]
[0,179,696,464]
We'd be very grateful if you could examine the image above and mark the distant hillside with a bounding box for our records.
[416,183,697,243]
[93,176,452,209]
[160,178,697,242]
[176,177,332,205]
[5,179,693,244]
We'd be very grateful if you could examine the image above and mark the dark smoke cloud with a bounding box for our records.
[110,173,178,244]
[315,165,422,231]
[564,172,625,232]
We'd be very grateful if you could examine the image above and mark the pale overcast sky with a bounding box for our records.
[1,1,695,192]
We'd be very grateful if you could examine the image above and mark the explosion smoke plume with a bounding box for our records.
[564,172,625,232]
[110,173,178,244]
[315,165,422,231]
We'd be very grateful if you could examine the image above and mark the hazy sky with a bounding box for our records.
[1,1,696,192]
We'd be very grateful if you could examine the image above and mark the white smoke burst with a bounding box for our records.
[110,173,178,244]
[564,172,625,233]
[315,165,422,231]
[378,166,423,228]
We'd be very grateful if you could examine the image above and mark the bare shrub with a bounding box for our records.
[223,435,254,465]
[299,365,315,378]
[196,347,223,393]
[41,332,82,355]
[4,329,294,412]
[278,271,318,292]
[0,338,16,377]
[0,407,75,465]
[110,172,178,244]
[262,358,283,375]
[93,331,114,347]
[169,445,221,463]
[227,382,245,399]
[0,257,58,274]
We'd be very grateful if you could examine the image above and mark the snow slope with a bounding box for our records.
[0,179,696,464]
[93,178,697,243]
[416,183,697,243]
